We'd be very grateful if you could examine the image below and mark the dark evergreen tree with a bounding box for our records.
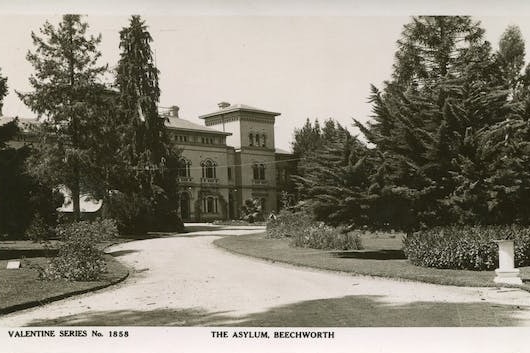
[355,16,515,230]
[495,25,525,100]
[290,118,322,199]
[0,119,62,239]
[18,15,108,220]
[114,15,181,231]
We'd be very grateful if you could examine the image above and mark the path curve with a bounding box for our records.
[2,224,530,326]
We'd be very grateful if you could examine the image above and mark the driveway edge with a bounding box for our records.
[0,255,129,316]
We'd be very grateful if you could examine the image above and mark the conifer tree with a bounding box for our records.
[495,25,525,100]
[356,16,515,230]
[19,15,108,220]
[115,15,181,231]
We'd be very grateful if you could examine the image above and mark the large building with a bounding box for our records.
[163,102,292,222]
[0,102,294,222]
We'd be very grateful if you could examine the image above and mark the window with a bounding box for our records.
[259,164,265,180]
[178,159,191,177]
[255,134,260,146]
[249,133,254,146]
[227,167,232,180]
[201,159,217,179]
[202,196,218,213]
[252,163,266,180]
[262,134,266,147]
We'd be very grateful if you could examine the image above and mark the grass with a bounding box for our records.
[214,232,530,290]
[0,242,129,314]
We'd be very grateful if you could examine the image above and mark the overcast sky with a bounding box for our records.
[2,13,530,150]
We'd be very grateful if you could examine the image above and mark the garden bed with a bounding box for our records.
[214,232,530,290]
[0,253,129,315]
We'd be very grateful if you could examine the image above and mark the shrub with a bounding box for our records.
[40,219,118,281]
[267,209,362,250]
[266,209,313,238]
[103,191,153,235]
[290,222,363,250]
[240,198,265,223]
[25,214,54,242]
[103,191,183,235]
[403,225,530,270]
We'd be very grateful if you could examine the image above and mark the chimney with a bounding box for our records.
[169,105,179,118]
[218,102,230,109]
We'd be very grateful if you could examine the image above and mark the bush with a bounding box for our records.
[403,225,530,270]
[40,219,118,281]
[290,222,363,250]
[266,209,313,238]
[103,192,153,235]
[240,198,264,223]
[103,191,183,235]
[266,209,362,250]
[25,214,54,242]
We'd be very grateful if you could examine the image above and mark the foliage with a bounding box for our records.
[0,120,63,239]
[352,16,523,230]
[18,15,109,220]
[403,225,530,270]
[40,219,118,281]
[266,209,313,238]
[113,15,182,230]
[24,214,54,242]
[295,119,377,227]
[290,222,363,250]
[240,198,265,223]
[102,191,153,235]
[0,68,7,115]
[266,209,362,250]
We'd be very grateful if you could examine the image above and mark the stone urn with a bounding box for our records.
[493,240,522,285]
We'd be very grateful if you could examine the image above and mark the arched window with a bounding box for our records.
[178,158,191,177]
[202,196,219,213]
[249,133,254,146]
[255,134,260,146]
[252,163,259,180]
[201,159,217,179]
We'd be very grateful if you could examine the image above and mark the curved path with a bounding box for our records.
[2,224,530,326]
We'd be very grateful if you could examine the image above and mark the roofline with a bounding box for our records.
[199,107,281,119]
[165,125,232,136]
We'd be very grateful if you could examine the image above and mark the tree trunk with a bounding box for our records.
[72,164,81,221]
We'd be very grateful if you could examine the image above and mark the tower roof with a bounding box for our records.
[199,103,280,119]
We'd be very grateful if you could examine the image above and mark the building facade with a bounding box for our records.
[163,102,292,222]
[1,102,293,222]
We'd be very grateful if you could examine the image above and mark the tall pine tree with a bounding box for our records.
[19,15,108,220]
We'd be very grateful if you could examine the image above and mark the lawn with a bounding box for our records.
[214,232,530,290]
[0,242,129,314]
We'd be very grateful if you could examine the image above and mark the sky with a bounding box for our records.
[2,8,530,150]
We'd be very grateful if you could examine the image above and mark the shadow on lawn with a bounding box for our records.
[0,249,58,260]
[332,249,407,260]
[24,295,526,327]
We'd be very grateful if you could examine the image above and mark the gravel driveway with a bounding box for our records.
[2,224,530,326]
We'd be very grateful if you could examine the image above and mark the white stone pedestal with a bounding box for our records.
[493,240,522,285]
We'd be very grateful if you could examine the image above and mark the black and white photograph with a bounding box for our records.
[2,1,530,352]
